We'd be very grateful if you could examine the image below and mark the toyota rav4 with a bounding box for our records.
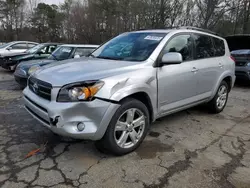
[23,27,235,155]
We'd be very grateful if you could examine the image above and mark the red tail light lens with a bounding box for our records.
[230,56,236,63]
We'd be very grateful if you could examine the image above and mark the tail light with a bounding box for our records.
[230,56,236,63]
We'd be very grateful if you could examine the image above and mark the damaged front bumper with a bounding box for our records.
[23,87,120,140]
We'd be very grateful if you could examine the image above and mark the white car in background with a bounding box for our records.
[0,41,38,56]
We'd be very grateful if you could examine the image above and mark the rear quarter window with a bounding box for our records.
[193,34,214,59]
[213,38,225,57]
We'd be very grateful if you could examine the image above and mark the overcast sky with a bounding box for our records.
[41,0,64,5]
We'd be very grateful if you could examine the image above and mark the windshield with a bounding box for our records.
[91,32,167,61]
[48,46,74,60]
[0,42,14,49]
[26,44,44,54]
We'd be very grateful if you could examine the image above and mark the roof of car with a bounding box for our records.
[131,27,222,39]
[41,43,62,46]
[61,44,99,48]
[11,41,38,44]
[133,29,172,33]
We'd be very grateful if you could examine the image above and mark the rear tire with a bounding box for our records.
[95,98,150,156]
[208,81,229,114]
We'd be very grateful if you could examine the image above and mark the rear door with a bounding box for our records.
[192,34,224,98]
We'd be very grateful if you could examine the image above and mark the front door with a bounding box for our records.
[157,34,198,114]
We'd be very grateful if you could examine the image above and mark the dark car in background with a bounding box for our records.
[14,44,99,87]
[1,43,60,71]
[226,35,250,82]
[0,41,38,67]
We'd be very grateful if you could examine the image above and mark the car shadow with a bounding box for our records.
[234,79,250,88]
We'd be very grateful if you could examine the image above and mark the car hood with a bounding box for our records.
[34,57,143,87]
[20,59,55,68]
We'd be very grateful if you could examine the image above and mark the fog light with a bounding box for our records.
[77,122,85,131]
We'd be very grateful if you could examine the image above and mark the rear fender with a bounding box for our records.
[210,71,235,100]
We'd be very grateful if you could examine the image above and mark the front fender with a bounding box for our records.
[109,83,158,121]
[110,84,152,101]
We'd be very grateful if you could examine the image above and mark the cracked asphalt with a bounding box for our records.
[1,68,250,188]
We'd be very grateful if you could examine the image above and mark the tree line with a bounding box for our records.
[0,0,249,44]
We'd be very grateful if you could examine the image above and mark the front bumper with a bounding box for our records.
[14,75,28,87]
[2,61,17,70]
[23,87,120,140]
[235,66,250,81]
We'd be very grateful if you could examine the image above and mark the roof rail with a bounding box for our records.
[178,26,219,36]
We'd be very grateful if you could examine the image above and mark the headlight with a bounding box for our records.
[28,65,40,75]
[247,62,250,66]
[57,81,104,102]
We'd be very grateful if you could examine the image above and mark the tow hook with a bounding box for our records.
[50,116,60,126]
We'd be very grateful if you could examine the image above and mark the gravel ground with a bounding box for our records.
[0,67,250,188]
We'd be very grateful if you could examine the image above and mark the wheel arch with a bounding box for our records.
[119,92,155,123]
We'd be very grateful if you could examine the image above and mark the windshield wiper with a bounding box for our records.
[96,56,123,60]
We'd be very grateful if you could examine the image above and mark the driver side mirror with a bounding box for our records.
[74,54,80,59]
[6,47,12,51]
[161,52,183,65]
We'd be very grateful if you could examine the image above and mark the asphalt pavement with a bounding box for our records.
[0,68,250,188]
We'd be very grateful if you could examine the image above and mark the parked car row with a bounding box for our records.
[1,43,60,71]
[0,42,99,87]
[14,44,99,87]
[225,35,250,82]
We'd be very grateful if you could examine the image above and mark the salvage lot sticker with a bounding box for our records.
[144,36,163,41]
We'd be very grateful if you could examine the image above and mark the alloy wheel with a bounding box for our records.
[114,108,145,149]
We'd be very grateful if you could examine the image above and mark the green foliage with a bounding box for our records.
[31,3,64,42]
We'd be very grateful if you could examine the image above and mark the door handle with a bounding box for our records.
[191,67,199,73]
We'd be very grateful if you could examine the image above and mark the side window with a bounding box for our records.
[28,43,36,49]
[213,38,225,57]
[162,35,193,61]
[38,46,47,54]
[74,48,96,57]
[11,43,28,50]
[193,34,214,59]
[46,45,57,54]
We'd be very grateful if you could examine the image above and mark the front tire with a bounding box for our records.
[95,98,150,155]
[208,81,229,114]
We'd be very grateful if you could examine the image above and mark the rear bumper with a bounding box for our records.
[23,87,120,140]
[235,66,250,81]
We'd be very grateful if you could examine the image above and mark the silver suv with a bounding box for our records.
[23,27,235,155]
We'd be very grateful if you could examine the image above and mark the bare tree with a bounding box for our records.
[196,0,232,29]
[243,0,250,33]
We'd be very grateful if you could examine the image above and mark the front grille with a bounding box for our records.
[28,77,52,101]
[235,61,247,67]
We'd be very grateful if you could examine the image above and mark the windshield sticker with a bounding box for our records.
[144,36,163,41]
